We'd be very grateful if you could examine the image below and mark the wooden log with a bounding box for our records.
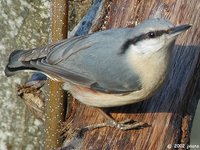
[44,0,68,149]
[63,0,200,149]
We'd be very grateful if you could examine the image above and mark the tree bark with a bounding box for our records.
[63,0,200,149]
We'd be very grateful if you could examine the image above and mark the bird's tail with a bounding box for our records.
[4,50,35,76]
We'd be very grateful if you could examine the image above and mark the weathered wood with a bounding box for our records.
[44,0,68,149]
[63,0,200,149]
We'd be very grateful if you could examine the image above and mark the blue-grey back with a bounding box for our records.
[48,28,142,92]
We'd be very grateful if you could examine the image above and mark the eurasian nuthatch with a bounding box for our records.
[5,18,191,130]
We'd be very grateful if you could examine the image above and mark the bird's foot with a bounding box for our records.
[76,119,149,134]
[111,119,148,130]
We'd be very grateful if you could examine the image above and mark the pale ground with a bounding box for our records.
[0,0,199,150]
[191,101,200,146]
[0,0,50,149]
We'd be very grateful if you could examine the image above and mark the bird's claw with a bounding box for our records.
[110,119,148,130]
[76,119,149,133]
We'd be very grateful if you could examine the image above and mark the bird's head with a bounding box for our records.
[121,18,191,56]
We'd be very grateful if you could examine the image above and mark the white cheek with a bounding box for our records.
[129,38,165,55]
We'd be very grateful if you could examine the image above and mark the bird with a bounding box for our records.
[5,18,191,130]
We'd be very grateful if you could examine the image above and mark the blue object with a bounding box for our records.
[28,72,47,82]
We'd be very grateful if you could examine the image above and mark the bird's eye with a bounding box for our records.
[147,32,156,38]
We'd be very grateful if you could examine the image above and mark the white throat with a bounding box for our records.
[128,37,165,56]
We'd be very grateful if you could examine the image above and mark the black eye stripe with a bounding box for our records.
[146,30,168,39]
[119,29,169,55]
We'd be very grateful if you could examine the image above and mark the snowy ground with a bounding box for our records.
[0,0,50,149]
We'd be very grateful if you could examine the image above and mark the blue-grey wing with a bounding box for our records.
[25,28,142,93]
[51,29,142,93]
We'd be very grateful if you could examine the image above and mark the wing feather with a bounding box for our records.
[20,28,142,93]
[29,58,94,85]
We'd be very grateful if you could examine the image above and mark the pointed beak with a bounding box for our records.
[169,24,191,37]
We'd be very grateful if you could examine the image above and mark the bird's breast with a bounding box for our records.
[126,48,172,97]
